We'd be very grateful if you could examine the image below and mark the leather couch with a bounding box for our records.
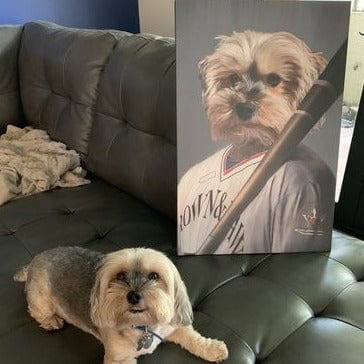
[0,21,363,364]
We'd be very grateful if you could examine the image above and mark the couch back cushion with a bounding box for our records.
[18,22,121,158]
[86,35,176,219]
[0,25,24,132]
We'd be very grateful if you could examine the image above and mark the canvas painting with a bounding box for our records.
[177,0,351,255]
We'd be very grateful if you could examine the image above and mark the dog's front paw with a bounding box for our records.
[201,338,228,362]
[167,326,228,362]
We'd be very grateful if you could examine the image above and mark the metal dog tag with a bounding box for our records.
[137,332,154,351]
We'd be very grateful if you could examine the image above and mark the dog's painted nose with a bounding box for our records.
[236,102,255,121]
[127,291,142,305]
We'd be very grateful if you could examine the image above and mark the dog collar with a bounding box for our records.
[132,325,165,351]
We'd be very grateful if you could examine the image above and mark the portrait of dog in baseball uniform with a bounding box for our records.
[177,0,349,255]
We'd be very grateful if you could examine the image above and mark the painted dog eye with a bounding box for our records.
[229,73,240,85]
[148,272,159,280]
[116,271,128,282]
[266,73,281,87]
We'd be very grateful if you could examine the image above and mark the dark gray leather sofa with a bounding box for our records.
[0,21,363,364]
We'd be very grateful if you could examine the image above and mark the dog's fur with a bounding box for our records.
[14,247,228,363]
[199,30,327,161]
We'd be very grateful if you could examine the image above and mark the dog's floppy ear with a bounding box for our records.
[90,259,116,328]
[310,52,328,130]
[198,56,210,91]
[311,52,327,76]
[90,269,104,327]
[171,265,193,326]
[296,49,328,106]
[198,53,222,104]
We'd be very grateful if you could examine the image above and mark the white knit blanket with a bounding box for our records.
[0,125,90,205]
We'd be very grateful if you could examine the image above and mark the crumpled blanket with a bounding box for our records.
[0,125,90,205]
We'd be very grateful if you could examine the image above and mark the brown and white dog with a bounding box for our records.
[14,247,228,363]
[198,30,327,162]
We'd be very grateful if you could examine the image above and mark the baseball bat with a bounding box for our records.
[196,39,348,254]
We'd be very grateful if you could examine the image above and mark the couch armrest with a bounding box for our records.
[0,25,25,133]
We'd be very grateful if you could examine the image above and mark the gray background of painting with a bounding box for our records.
[176,0,351,179]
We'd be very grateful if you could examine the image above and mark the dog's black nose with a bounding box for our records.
[127,291,142,305]
[236,102,255,121]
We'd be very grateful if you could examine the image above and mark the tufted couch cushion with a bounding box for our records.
[86,34,176,219]
[18,22,122,158]
[0,180,363,364]
[16,21,176,218]
[0,25,24,132]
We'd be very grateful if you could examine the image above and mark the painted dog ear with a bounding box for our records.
[311,52,328,76]
[198,55,210,92]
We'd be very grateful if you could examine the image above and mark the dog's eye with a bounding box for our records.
[229,73,240,86]
[116,271,128,282]
[266,73,281,87]
[148,272,159,281]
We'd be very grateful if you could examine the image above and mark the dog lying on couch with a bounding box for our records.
[1,21,364,364]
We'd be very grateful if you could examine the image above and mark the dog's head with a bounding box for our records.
[90,248,193,329]
[199,30,327,153]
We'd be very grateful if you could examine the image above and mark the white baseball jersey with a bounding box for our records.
[178,145,335,255]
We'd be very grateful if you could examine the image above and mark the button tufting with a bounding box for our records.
[96,231,109,240]
[59,209,75,215]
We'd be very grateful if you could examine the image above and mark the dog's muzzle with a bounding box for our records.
[235,102,256,121]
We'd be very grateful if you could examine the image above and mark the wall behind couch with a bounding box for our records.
[138,0,174,36]
[0,0,139,32]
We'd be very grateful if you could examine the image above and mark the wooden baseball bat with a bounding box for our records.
[196,39,348,254]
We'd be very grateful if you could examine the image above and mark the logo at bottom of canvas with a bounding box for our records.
[295,208,326,236]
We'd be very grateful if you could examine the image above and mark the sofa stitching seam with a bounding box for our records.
[22,83,96,109]
[194,310,255,356]
[3,229,33,261]
[320,315,364,332]
[260,317,314,361]
[194,274,243,309]
[96,112,175,147]
[326,254,361,280]
[238,274,315,316]
[117,39,149,123]
[61,38,74,93]
[0,89,19,96]
[320,280,358,313]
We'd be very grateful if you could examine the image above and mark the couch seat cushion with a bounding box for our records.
[0,175,176,278]
[1,181,363,364]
